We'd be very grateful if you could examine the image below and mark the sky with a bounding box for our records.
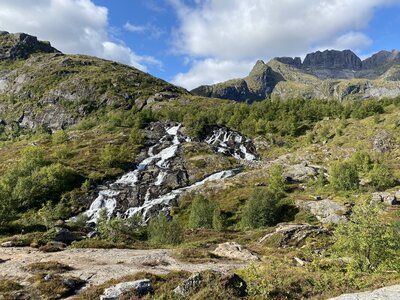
[1,0,400,90]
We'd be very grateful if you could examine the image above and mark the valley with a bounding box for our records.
[0,31,400,299]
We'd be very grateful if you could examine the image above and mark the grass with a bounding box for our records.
[24,261,73,274]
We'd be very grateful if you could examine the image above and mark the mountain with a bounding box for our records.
[0,31,187,131]
[191,49,400,102]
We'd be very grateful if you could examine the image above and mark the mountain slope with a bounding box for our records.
[191,49,400,102]
[0,31,187,131]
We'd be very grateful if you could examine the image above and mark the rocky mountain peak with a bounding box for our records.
[302,49,362,70]
[362,49,400,69]
[0,31,60,60]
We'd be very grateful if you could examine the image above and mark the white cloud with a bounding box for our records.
[124,21,164,39]
[0,0,161,71]
[124,22,147,33]
[170,0,400,88]
[172,58,253,90]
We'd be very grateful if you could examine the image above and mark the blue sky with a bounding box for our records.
[1,0,400,89]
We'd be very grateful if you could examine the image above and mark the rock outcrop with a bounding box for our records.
[82,123,258,223]
[100,279,152,300]
[371,191,400,205]
[211,242,259,261]
[296,199,349,224]
[329,284,400,300]
[0,31,60,60]
[259,224,328,247]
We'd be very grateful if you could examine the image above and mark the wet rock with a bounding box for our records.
[296,199,348,224]
[373,130,393,153]
[259,223,328,247]
[100,279,152,300]
[212,242,259,261]
[174,273,203,296]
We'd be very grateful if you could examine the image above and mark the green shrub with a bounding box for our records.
[369,163,396,191]
[241,188,281,229]
[52,130,68,145]
[329,161,359,191]
[268,164,286,196]
[333,203,400,272]
[148,214,183,245]
[187,195,215,229]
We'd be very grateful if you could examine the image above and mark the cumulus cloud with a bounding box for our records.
[171,0,400,88]
[0,0,161,71]
[124,22,164,39]
[172,58,253,89]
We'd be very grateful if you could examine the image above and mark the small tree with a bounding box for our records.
[333,203,400,272]
[148,214,183,245]
[329,161,359,191]
[268,165,286,197]
[188,195,215,229]
[369,163,396,191]
[241,188,280,229]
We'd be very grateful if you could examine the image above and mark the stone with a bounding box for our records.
[373,130,393,153]
[296,199,348,224]
[371,191,399,205]
[100,279,152,300]
[1,241,15,247]
[259,223,328,247]
[283,163,322,182]
[174,273,203,296]
[220,273,247,297]
[328,284,400,300]
[211,242,259,261]
[53,228,82,244]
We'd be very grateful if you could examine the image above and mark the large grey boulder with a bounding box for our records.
[329,284,400,300]
[174,273,203,296]
[212,242,259,261]
[296,199,348,224]
[371,191,400,205]
[283,163,323,182]
[100,279,152,300]
[259,223,328,247]
[373,130,393,153]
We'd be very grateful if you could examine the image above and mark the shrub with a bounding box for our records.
[333,203,400,272]
[329,161,359,191]
[187,195,214,229]
[148,214,183,245]
[268,165,286,196]
[241,188,281,229]
[99,144,122,168]
[52,130,68,145]
[369,163,396,191]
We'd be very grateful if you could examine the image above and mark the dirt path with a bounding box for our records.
[0,247,246,287]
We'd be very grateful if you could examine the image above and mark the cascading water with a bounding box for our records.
[83,123,258,223]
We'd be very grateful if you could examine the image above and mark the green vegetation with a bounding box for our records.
[148,214,183,245]
[329,160,360,191]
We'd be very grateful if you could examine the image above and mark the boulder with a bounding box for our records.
[100,279,152,300]
[283,163,323,182]
[174,273,203,296]
[212,242,259,261]
[371,191,399,205]
[1,241,15,247]
[53,228,82,244]
[220,273,247,297]
[373,130,393,153]
[296,199,348,224]
[329,284,400,300]
[259,223,328,247]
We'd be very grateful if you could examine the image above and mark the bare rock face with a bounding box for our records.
[0,31,60,60]
[100,279,152,300]
[303,50,362,71]
[296,199,349,224]
[259,224,328,248]
[373,130,394,153]
[212,242,259,261]
[283,163,324,183]
[329,284,400,300]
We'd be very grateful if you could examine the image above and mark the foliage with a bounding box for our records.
[333,203,400,272]
[52,130,68,145]
[369,163,396,191]
[147,213,183,245]
[97,210,146,243]
[268,164,286,196]
[350,151,373,173]
[329,161,359,191]
[187,195,220,229]
[241,188,282,229]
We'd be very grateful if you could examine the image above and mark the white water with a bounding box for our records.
[126,168,240,221]
[83,123,257,223]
